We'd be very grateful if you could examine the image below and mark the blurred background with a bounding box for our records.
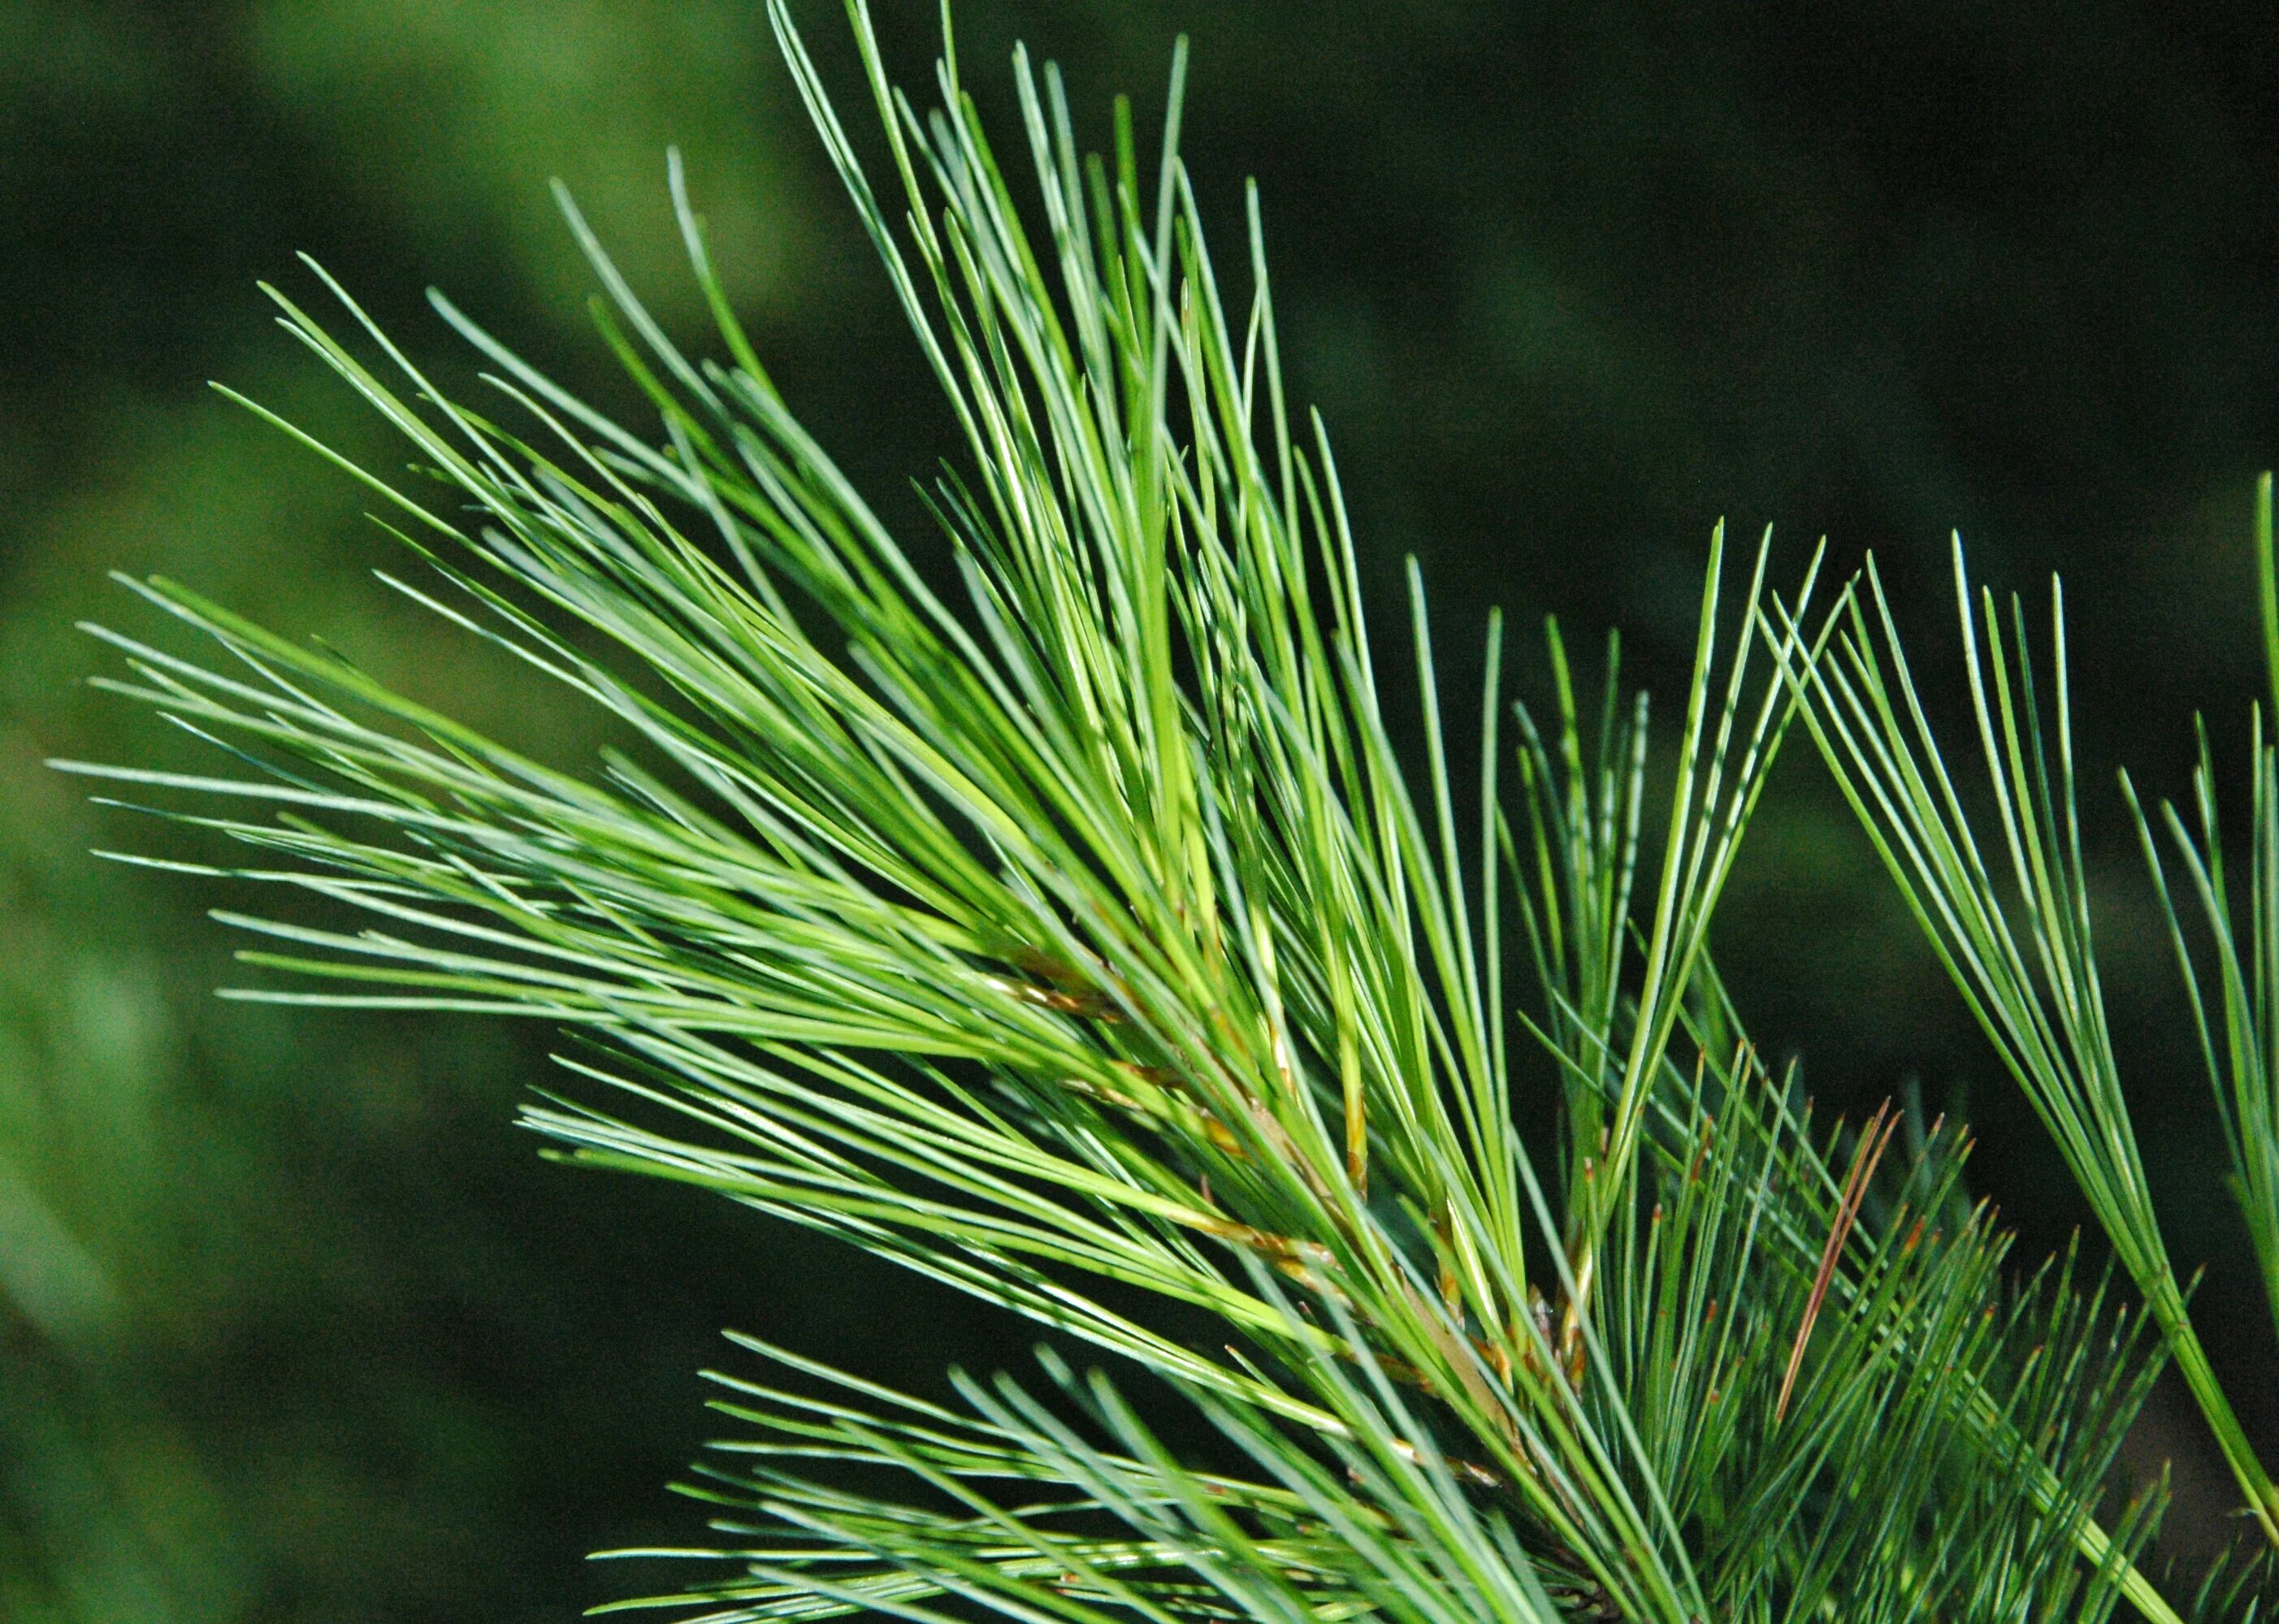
[4,1,2277,1617]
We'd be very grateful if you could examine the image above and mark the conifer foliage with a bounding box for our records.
[63,2,2276,1618]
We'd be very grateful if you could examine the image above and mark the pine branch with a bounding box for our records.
[1773,532,2279,1553]
[57,3,2225,1619]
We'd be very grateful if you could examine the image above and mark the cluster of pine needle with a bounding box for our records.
[63,2,2279,1618]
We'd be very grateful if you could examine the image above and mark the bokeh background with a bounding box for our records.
[6,2,2278,1618]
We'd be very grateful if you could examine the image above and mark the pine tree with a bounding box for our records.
[60,3,2277,1618]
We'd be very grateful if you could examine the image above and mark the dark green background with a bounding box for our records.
[5,2,2277,1617]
